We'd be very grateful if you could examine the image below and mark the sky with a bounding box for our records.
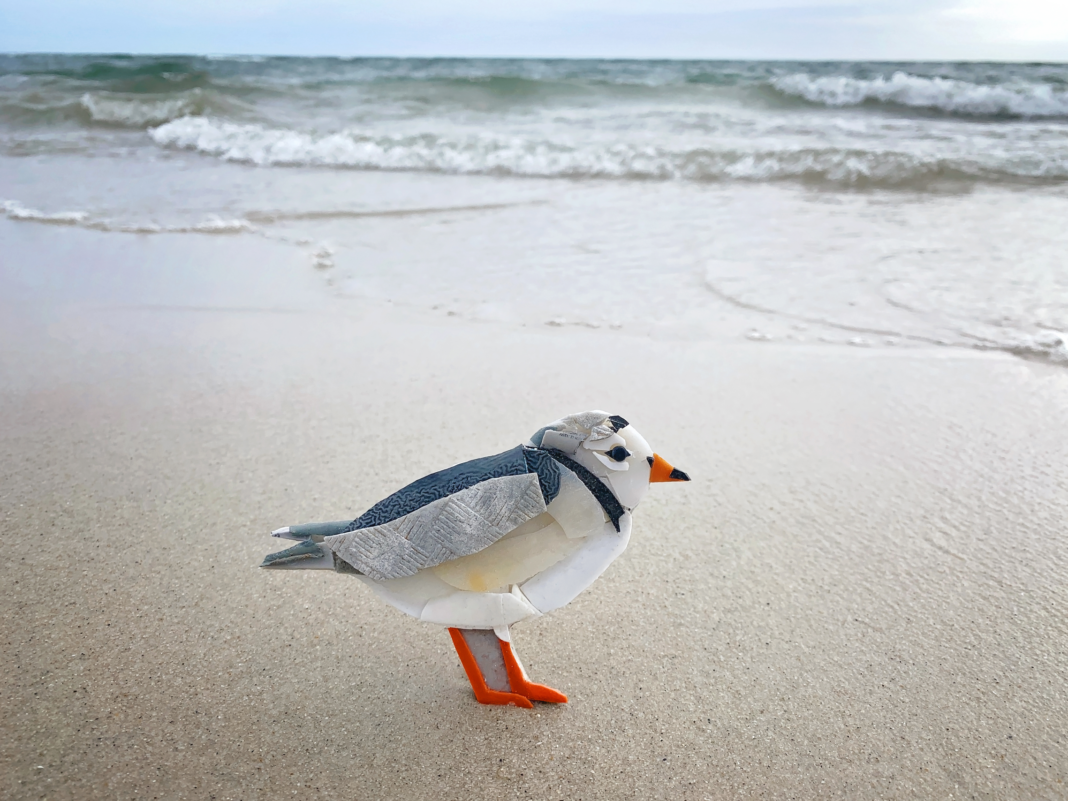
[1,0,1066,60]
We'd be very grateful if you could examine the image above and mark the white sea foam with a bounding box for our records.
[148,116,1068,186]
[105,216,256,234]
[1,200,253,234]
[772,72,1068,118]
[1,200,88,224]
[168,216,255,234]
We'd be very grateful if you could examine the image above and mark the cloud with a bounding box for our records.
[945,0,1068,43]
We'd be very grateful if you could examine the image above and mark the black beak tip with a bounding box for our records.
[669,468,690,481]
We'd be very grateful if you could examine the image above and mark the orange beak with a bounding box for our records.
[648,453,690,483]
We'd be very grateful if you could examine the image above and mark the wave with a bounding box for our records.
[149,116,1068,188]
[0,199,88,224]
[0,89,218,129]
[11,57,213,94]
[244,202,531,223]
[771,71,1068,118]
[0,200,254,233]
[79,90,212,127]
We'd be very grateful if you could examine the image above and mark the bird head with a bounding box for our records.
[529,411,689,510]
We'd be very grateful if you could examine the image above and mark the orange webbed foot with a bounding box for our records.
[500,641,569,704]
[449,628,534,708]
[517,681,568,704]
[471,686,535,708]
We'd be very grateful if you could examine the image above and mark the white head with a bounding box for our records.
[528,411,689,510]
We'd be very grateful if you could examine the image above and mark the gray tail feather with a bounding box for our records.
[271,520,353,542]
[261,540,336,570]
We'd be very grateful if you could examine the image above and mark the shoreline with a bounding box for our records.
[4,170,1068,371]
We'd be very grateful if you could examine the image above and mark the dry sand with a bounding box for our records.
[2,221,1067,800]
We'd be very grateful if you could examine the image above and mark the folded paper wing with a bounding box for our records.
[322,446,568,581]
[325,472,547,581]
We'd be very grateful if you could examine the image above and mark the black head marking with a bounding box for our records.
[647,456,654,467]
[606,445,631,462]
[607,414,629,432]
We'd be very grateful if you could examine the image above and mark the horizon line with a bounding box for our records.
[3,50,1067,65]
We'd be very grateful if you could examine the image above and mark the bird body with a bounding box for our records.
[263,411,688,707]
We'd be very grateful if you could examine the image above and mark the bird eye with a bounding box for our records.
[606,446,631,462]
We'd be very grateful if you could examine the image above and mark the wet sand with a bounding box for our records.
[2,220,1067,800]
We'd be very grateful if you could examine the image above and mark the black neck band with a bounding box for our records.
[541,449,625,532]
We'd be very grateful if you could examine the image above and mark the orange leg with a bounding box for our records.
[448,628,533,708]
[500,640,568,704]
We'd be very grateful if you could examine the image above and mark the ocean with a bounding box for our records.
[2,54,1066,364]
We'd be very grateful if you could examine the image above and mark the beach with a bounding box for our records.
[2,56,1068,799]
[3,211,1068,800]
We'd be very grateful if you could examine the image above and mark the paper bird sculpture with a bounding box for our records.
[262,411,689,707]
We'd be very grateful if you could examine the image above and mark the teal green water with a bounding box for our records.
[3,55,1068,187]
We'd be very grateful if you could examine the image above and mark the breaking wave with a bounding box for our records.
[78,91,212,127]
[0,89,216,129]
[149,116,1068,187]
[772,72,1068,118]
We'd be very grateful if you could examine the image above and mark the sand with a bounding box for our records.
[2,219,1067,800]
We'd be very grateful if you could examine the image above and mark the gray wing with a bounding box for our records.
[321,473,547,581]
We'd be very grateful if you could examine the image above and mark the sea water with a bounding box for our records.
[1,55,1066,363]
